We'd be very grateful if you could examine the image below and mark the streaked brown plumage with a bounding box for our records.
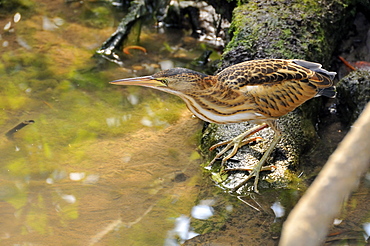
[111,59,336,192]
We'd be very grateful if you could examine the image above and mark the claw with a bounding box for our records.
[207,124,268,167]
[230,169,260,192]
[225,165,276,193]
[233,135,281,193]
[207,122,282,193]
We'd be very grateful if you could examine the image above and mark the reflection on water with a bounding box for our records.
[0,1,222,245]
[166,215,198,245]
[364,223,370,241]
[270,201,285,219]
[191,202,214,220]
[165,201,215,245]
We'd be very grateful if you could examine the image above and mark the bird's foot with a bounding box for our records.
[207,122,281,193]
[207,136,262,167]
[207,124,268,168]
[228,163,275,193]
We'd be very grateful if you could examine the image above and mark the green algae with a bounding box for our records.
[0,0,35,14]
[81,5,114,28]
[0,40,188,186]
[0,2,222,245]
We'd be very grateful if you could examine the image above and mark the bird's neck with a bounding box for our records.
[198,75,217,90]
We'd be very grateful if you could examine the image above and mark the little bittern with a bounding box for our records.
[111,59,336,192]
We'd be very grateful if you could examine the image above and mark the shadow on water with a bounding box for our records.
[0,1,234,245]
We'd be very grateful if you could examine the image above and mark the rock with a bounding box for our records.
[337,70,370,126]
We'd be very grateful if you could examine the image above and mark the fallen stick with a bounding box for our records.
[280,102,370,246]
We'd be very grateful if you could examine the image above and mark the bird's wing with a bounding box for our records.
[216,59,333,89]
[215,59,335,118]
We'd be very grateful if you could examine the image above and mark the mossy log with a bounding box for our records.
[221,0,355,68]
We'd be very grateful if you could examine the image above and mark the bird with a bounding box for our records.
[110,59,336,192]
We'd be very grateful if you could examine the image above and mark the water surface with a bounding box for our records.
[0,1,218,245]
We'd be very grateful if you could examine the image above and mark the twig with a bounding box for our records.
[5,120,35,139]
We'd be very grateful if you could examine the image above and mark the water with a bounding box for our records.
[0,2,217,245]
[3,2,369,245]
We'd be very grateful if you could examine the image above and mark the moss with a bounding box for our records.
[224,3,261,54]
[199,123,219,161]
[224,0,355,64]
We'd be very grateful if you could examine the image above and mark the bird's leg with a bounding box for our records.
[230,121,282,193]
[207,123,269,167]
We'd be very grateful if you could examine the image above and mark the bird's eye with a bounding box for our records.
[161,79,168,86]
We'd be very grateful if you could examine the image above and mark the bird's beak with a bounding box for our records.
[110,76,165,88]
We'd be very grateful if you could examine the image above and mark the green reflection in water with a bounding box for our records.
[0,1,223,244]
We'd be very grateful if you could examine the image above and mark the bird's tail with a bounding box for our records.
[293,59,336,98]
[316,86,336,98]
[293,59,336,80]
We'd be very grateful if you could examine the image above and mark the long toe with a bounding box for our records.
[209,139,233,151]
[208,124,269,168]
[232,167,261,193]
[220,142,242,165]
[207,141,235,167]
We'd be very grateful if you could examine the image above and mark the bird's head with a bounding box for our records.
[110,68,209,95]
